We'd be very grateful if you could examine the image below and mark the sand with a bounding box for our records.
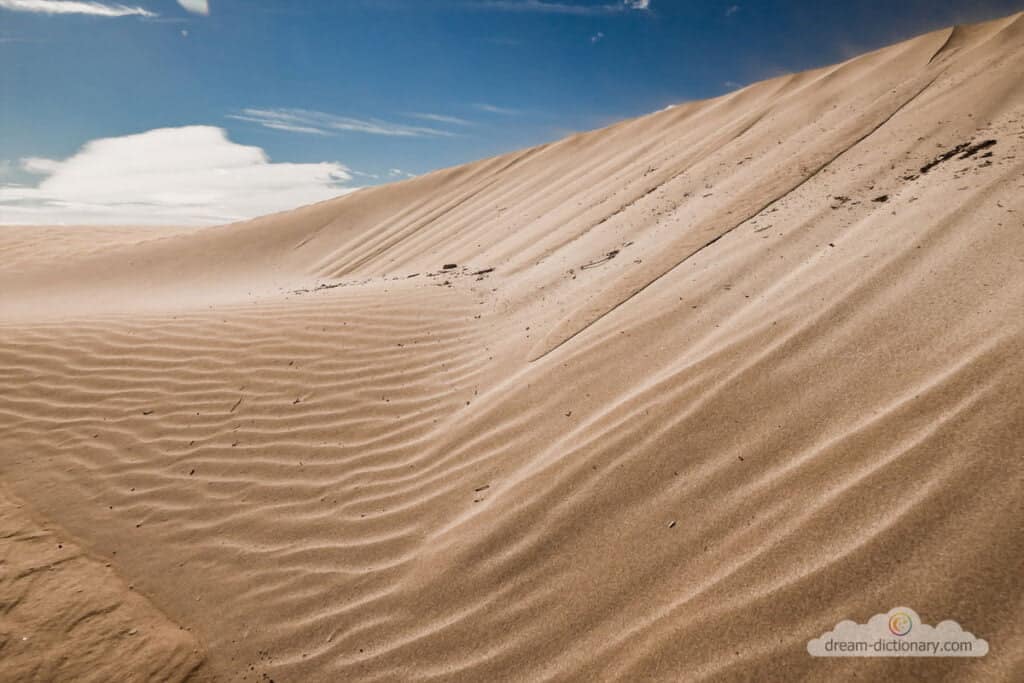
[1,11,1022,682]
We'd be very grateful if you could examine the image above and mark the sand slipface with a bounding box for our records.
[1,11,1023,682]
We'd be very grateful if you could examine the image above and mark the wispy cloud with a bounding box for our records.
[725,4,739,17]
[228,108,456,138]
[0,0,155,17]
[0,126,353,225]
[473,102,520,116]
[176,0,207,15]
[472,0,650,16]
[229,112,333,136]
[21,157,62,174]
[407,112,474,126]
[590,31,604,43]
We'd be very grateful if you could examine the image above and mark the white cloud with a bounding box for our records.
[472,102,520,116]
[725,4,739,16]
[407,112,473,126]
[0,126,354,225]
[21,157,62,174]
[0,0,155,17]
[228,108,456,138]
[176,0,206,15]
[473,0,650,15]
[590,31,605,43]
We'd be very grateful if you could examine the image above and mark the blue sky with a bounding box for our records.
[2,0,1023,224]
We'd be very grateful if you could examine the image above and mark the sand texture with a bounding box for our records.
[1,12,1023,682]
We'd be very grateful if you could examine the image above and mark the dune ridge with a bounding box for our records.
[1,11,1023,682]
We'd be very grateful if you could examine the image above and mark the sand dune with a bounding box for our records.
[2,12,1023,682]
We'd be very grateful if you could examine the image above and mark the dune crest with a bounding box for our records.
[1,12,1023,682]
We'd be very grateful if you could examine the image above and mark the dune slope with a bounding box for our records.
[1,12,1023,682]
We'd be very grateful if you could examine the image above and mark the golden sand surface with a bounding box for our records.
[1,12,1022,682]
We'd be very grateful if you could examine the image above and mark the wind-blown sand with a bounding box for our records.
[1,12,1023,682]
